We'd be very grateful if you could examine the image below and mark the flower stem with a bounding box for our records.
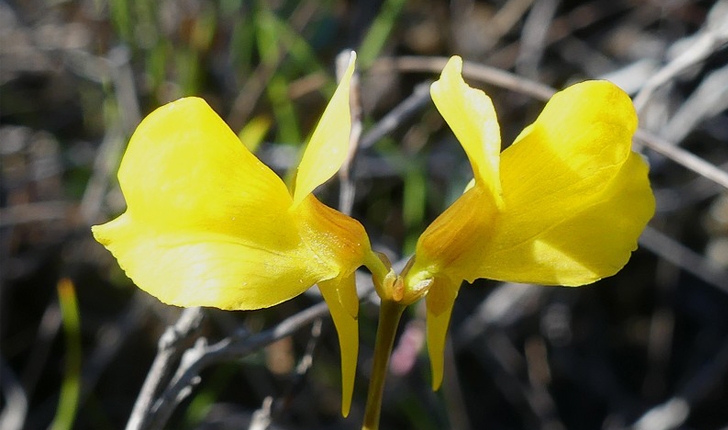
[362,299,406,430]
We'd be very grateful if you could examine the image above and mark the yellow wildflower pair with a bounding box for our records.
[93,54,654,415]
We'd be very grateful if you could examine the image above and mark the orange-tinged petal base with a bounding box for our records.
[411,185,500,280]
[294,193,374,278]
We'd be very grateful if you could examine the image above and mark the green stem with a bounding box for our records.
[362,299,406,430]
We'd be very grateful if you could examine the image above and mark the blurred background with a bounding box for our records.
[2,0,728,429]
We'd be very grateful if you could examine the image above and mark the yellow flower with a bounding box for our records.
[92,53,382,416]
[402,56,655,390]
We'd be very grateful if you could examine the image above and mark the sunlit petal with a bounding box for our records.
[116,97,292,232]
[92,97,329,309]
[416,77,653,287]
[293,52,357,206]
[501,80,638,218]
[461,81,654,285]
[473,152,654,285]
[407,70,654,392]
[94,61,380,416]
[93,217,325,308]
[430,56,502,207]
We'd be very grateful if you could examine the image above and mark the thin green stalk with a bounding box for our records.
[51,278,82,430]
[357,0,408,69]
[362,300,406,430]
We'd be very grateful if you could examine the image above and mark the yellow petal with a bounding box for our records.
[115,97,293,233]
[430,56,503,208]
[92,97,332,309]
[416,80,654,287]
[94,95,376,417]
[473,81,653,285]
[475,152,654,285]
[290,195,375,416]
[405,78,653,395]
[409,185,499,277]
[318,275,359,417]
[93,217,326,308]
[293,52,356,206]
[424,276,459,390]
[501,80,638,218]
[294,193,374,278]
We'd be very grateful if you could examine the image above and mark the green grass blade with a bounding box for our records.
[50,278,82,430]
[357,0,408,69]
